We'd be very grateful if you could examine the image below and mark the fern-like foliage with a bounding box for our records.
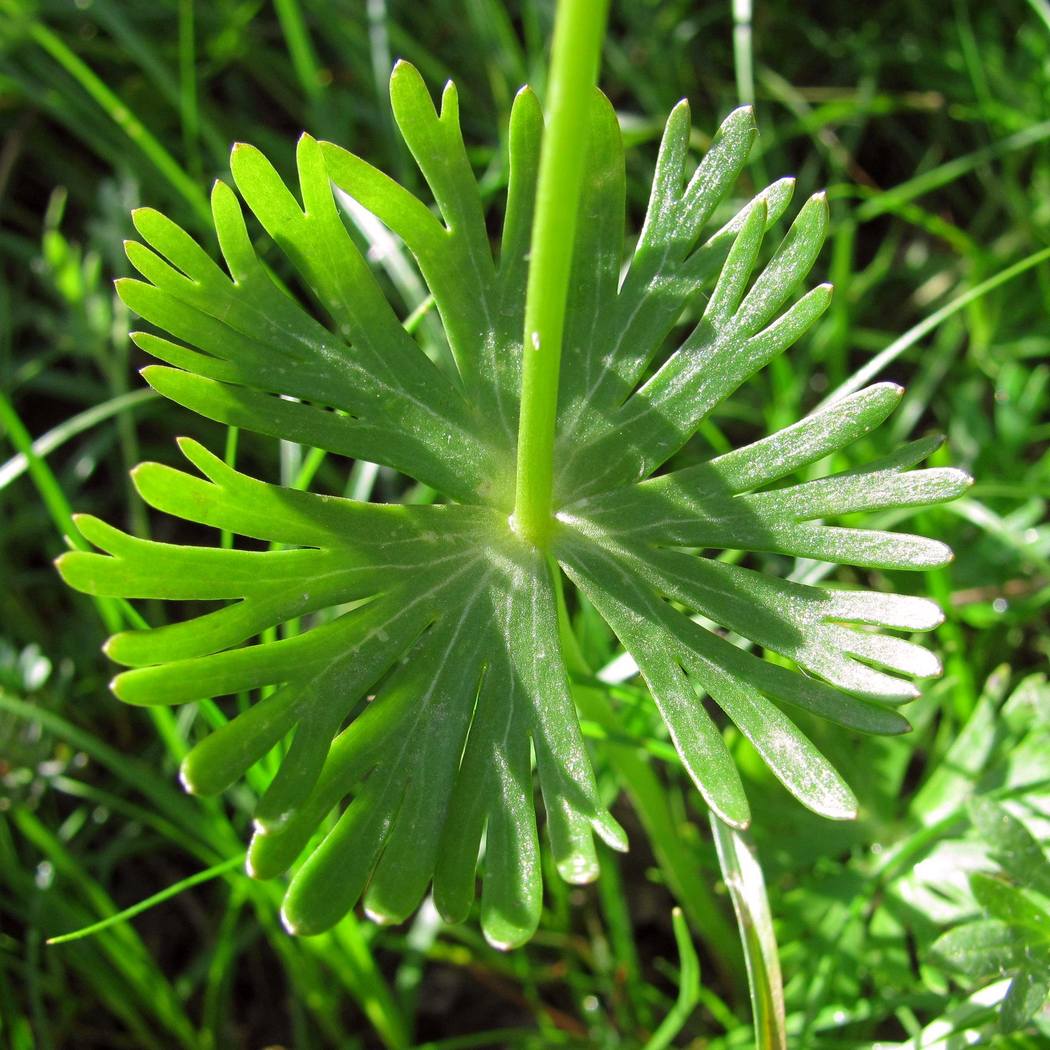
[58,62,970,948]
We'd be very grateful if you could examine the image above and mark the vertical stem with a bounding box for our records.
[512,0,609,547]
[732,0,755,107]
[710,814,788,1050]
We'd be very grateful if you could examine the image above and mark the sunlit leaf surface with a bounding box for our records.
[58,61,968,946]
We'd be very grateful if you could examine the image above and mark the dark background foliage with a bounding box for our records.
[1,1,1048,1047]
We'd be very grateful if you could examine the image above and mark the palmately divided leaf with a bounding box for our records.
[58,62,969,944]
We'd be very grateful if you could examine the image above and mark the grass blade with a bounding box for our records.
[710,815,787,1050]
[47,854,245,945]
[642,908,701,1050]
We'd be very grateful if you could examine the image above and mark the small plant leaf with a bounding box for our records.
[970,873,1050,939]
[970,797,1050,897]
[1000,967,1050,1033]
[58,62,968,942]
[931,919,1032,979]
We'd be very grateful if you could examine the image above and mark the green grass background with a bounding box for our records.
[1,1,1048,1047]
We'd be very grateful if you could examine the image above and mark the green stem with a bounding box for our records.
[512,0,609,547]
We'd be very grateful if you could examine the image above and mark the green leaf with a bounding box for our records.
[1000,967,1050,1033]
[58,61,967,943]
[969,798,1050,898]
[970,873,1050,940]
[910,667,1010,824]
[931,919,1031,979]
